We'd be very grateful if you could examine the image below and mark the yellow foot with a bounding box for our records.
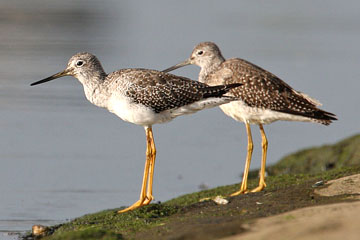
[230,189,249,197]
[143,195,154,205]
[117,197,152,213]
[250,183,267,193]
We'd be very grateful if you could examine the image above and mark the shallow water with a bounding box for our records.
[1,0,359,237]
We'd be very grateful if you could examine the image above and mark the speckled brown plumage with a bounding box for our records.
[30,52,243,213]
[208,58,337,125]
[164,42,337,125]
[163,41,337,196]
[107,69,241,113]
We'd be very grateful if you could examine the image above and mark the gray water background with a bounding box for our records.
[1,0,359,237]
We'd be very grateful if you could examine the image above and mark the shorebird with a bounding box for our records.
[30,52,242,212]
[163,42,337,196]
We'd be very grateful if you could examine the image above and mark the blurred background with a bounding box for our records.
[1,0,359,236]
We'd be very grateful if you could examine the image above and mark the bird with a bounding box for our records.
[30,52,242,213]
[163,42,337,196]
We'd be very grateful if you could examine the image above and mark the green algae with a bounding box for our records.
[267,134,360,175]
[39,165,360,240]
[26,134,360,240]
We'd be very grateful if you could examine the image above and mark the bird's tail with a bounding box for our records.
[279,108,337,125]
[278,90,337,126]
[309,109,337,125]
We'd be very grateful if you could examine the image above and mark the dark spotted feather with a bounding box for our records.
[109,69,241,113]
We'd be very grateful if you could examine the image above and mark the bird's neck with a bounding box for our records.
[199,56,225,83]
[79,71,109,108]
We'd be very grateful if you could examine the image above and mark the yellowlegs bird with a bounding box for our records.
[30,52,242,212]
[163,42,337,196]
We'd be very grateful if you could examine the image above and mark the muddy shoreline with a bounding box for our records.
[22,166,360,240]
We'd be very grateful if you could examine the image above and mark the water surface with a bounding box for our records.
[1,1,359,237]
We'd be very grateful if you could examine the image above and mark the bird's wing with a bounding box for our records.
[215,58,318,111]
[209,58,336,122]
[112,69,236,113]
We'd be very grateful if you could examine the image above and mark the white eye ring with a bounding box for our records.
[76,60,84,67]
[197,50,204,55]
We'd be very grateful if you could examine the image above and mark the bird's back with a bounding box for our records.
[106,68,239,113]
[204,58,336,125]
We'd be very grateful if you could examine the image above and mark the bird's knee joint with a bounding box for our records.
[248,142,254,152]
[146,150,152,158]
[152,148,157,156]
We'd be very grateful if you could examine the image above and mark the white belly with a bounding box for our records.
[220,100,313,125]
[107,95,171,126]
[107,94,234,127]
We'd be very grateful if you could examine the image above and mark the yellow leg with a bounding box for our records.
[230,122,253,196]
[118,126,156,213]
[251,124,268,192]
[143,127,156,205]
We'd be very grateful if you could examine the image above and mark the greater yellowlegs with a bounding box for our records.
[163,42,337,196]
[30,52,242,212]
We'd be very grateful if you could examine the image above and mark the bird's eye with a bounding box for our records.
[76,60,84,67]
[197,50,204,56]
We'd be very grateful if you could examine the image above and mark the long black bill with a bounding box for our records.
[30,69,70,86]
[162,59,191,73]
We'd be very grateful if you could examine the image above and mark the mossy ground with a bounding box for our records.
[266,134,360,175]
[29,165,360,240]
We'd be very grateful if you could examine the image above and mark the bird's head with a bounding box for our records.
[163,42,225,72]
[31,52,105,86]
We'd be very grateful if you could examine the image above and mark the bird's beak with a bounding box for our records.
[30,69,71,86]
[162,58,191,73]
